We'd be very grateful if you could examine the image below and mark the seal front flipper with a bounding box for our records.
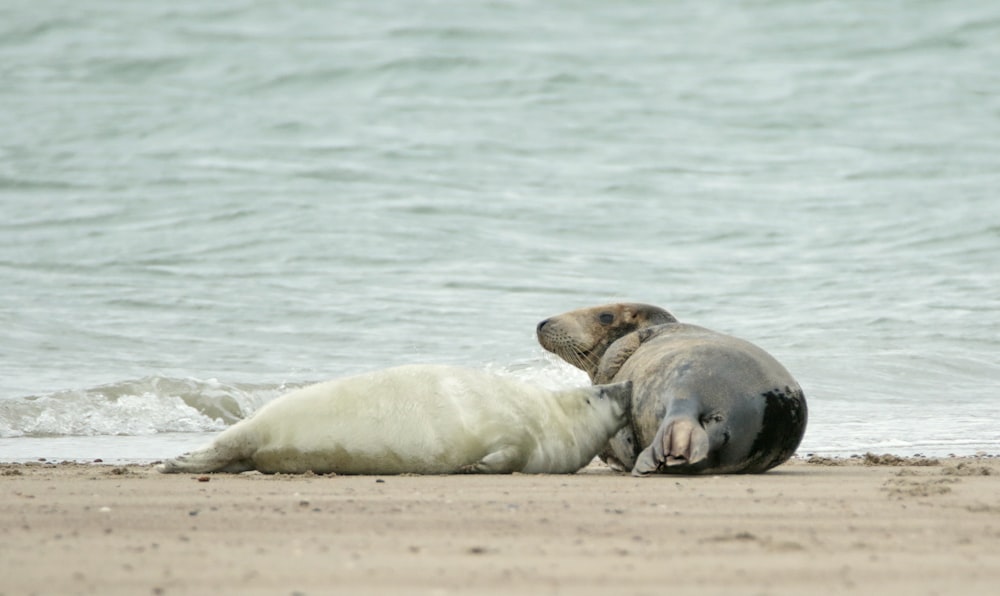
[595,324,680,384]
[595,333,642,384]
[458,445,523,474]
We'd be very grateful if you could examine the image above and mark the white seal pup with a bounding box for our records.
[537,303,807,475]
[158,364,632,475]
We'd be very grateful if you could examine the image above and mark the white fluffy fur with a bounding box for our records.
[158,364,630,475]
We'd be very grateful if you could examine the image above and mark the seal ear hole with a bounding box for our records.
[701,413,725,425]
[598,312,615,325]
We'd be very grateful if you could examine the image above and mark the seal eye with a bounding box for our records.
[598,313,614,325]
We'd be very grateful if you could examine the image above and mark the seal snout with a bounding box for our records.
[600,380,633,409]
[536,318,551,334]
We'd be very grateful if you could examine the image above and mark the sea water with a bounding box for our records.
[2,1,998,463]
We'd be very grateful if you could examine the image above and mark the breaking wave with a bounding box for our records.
[0,376,300,438]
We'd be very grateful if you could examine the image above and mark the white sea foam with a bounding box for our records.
[0,377,295,439]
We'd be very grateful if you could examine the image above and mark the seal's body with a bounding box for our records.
[537,304,806,475]
[158,364,632,475]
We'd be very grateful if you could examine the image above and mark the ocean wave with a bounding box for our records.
[0,376,298,438]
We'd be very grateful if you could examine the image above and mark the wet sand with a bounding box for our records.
[1,456,998,595]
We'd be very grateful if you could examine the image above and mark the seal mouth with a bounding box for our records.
[536,323,603,376]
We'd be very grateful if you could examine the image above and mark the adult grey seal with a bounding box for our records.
[536,303,807,475]
[158,364,632,475]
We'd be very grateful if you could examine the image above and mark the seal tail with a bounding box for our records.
[157,424,256,474]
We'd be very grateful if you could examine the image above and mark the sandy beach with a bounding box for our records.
[1,456,998,596]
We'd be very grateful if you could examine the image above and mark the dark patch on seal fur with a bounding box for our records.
[746,386,807,473]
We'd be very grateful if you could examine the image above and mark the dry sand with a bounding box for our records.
[1,455,998,596]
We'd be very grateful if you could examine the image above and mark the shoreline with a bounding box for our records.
[5,451,999,467]
[2,457,999,595]
[4,431,999,467]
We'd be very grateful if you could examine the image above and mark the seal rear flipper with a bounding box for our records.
[631,445,660,476]
[157,433,256,474]
[630,417,710,476]
[157,446,254,474]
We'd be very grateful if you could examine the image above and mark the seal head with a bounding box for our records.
[536,303,677,381]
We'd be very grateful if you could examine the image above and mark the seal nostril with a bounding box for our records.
[536,319,549,333]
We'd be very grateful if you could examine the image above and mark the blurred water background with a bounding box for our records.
[2,1,998,463]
